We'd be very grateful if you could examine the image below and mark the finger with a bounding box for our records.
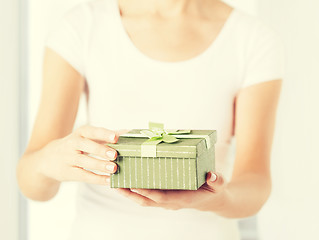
[116,129,131,135]
[130,189,169,203]
[132,189,196,206]
[204,172,225,193]
[70,167,111,186]
[76,137,118,160]
[123,189,182,210]
[72,154,117,174]
[116,189,158,207]
[76,125,118,143]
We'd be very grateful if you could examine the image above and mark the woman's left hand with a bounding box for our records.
[116,172,228,212]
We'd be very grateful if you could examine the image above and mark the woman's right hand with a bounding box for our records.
[37,125,119,186]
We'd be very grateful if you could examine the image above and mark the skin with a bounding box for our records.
[16,0,282,218]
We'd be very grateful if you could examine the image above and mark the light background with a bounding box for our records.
[1,0,318,239]
[1,1,20,239]
[27,1,258,239]
[27,0,319,239]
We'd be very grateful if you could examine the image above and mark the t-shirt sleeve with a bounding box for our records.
[44,4,88,77]
[241,22,285,89]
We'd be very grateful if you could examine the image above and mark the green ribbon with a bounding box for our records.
[121,122,211,157]
[140,122,191,144]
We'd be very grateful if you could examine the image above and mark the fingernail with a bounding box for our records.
[106,151,116,159]
[210,173,217,182]
[109,133,116,142]
[106,164,116,172]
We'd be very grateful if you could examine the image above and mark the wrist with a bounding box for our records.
[196,186,232,213]
[17,155,61,202]
[24,143,61,200]
[213,188,233,214]
[36,141,61,185]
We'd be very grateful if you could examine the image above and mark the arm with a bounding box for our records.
[16,48,118,201]
[216,79,282,218]
[17,48,83,201]
[117,79,282,218]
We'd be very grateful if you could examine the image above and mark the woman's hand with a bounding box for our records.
[116,172,228,212]
[37,125,119,186]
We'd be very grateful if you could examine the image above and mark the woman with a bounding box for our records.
[17,0,284,239]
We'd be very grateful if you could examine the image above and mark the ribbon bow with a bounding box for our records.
[120,122,211,157]
[140,122,191,144]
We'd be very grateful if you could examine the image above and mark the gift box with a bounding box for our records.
[107,123,217,190]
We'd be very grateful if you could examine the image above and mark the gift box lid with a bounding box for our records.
[106,129,217,158]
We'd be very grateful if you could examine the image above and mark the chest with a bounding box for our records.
[85,13,243,139]
[86,39,240,133]
[119,15,227,62]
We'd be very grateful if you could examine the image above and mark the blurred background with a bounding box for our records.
[1,0,318,239]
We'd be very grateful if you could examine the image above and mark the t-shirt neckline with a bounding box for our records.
[112,0,237,65]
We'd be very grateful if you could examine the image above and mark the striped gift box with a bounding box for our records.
[107,129,216,190]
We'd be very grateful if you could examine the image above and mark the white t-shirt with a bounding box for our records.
[46,0,284,239]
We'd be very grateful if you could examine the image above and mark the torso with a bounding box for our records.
[45,0,279,239]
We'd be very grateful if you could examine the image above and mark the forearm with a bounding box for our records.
[16,145,61,202]
[209,173,271,218]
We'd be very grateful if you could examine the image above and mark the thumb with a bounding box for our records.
[116,129,131,136]
[205,172,225,192]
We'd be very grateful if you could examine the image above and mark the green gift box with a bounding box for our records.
[107,124,217,190]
